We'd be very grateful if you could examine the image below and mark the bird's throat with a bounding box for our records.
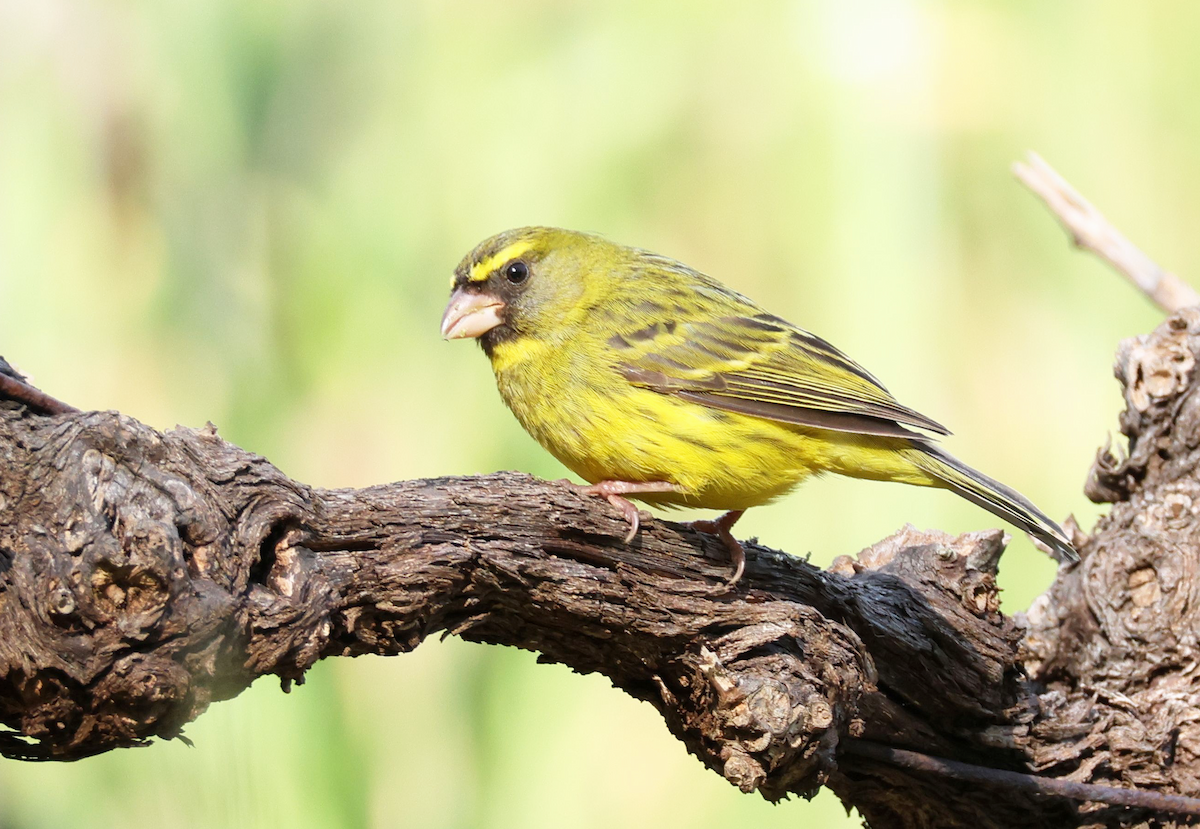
[482,330,550,375]
[480,325,514,358]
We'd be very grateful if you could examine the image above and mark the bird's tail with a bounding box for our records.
[909,444,1078,563]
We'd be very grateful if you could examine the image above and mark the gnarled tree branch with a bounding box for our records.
[2,159,1200,828]
[0,408,1026,804]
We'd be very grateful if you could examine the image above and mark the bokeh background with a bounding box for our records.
[0,0,1193,826]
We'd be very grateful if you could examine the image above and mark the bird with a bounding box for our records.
[440,226,1077,584]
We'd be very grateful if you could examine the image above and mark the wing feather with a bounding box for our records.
[614,309,950,439]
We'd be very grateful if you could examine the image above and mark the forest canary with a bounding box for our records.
[441,227,1077,582]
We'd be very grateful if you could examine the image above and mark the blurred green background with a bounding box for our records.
[0,0,1191,826]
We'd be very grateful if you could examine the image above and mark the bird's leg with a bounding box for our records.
[560,480,681,544]
[686,510,747,586]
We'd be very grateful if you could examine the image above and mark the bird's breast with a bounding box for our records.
[487,335,817,510]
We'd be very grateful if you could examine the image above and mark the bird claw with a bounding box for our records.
[686,510,747,587]
[616,499,641,544]
[593,491,643,544]
[560,479,679,545]
[559,481,747,586]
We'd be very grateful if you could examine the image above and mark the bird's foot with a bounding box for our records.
[686,510,747,586]
[559,479,681,543]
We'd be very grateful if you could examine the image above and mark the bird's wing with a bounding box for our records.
[613,311,950,440]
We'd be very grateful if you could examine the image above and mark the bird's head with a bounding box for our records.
[441,227,608,353]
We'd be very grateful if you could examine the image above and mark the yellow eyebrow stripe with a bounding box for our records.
[469,240,536,282]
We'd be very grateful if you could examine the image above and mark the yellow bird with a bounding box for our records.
[441,227,1076,582]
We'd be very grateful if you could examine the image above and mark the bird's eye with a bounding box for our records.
[504,261,529,284]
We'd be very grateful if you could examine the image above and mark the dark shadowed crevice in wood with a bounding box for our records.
[0,310,1198,828]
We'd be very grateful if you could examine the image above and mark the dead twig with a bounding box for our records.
[845,741,1200,818]
[0,371,79,416]
[1013,151,1200,313]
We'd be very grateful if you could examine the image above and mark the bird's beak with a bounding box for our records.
[441,288,505,340]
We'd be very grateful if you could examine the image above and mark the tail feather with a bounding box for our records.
[912,445,1078,563]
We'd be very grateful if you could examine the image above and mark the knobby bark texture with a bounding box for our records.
[0,312,1197,828]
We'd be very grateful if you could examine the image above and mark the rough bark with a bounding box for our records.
[0,310,1197,827]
